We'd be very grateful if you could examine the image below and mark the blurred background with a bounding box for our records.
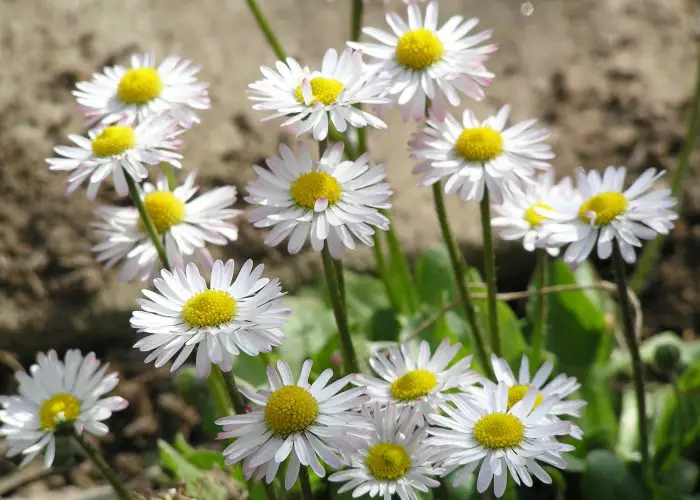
[0,0,698,496]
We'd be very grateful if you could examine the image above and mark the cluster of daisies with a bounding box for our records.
[1,0,679,498]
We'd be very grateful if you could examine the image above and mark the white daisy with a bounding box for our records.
[130,259,289,378]
[474,355,586,439]
[248,48,389,141]
[329,403,443,499]
[427,383,574,498]
[540,166,678,267]
[91,171,241,282]
[73,52,210,128]
[490,172,573,256]
[246,142,392,259]
[354,339,478,421]
[410,106,554,204]
[349,1,496,121]
[46,117,183,199]
[217,359,370,489]
[0,350,128,469]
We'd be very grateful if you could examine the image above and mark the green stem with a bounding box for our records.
[530,251,549,367]
[322,247,359,374]
[435,478,452,499]
[72,431,132,500]
[264,483,278,500]
[208,366,233,417]
[351,0,365,41]
[479,191,501,357]
[332,256,347,312]
[299,467,314,500]
[383,210,420,315]
[612,242,651,482]
[431,183,491,375]
[223,371,247,415]
[126,175,170,269]
[245,0,286,60]
[631,41,700,292]
[160,163,178,191]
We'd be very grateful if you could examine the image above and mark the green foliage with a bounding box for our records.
[158,439,229,500]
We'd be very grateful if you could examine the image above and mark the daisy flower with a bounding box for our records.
[46,117,183,199]
[427,383,574,498]
[217,359,370,489]
[410,106,554,204]
[245,142,392,259]
[73,52,210,127]
[475,354,586,439]
[349,1,496,121]
[130,259,289,378]
[353,339,478,421]
[329,403,443,499]
[0,350,128,469]
[248,48,389,141]
[490,172,572,256]
[541,166,677,267]
[91,172,240,282]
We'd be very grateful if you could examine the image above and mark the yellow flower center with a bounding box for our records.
[523,202,553,227]
[264,386,319,438]
[455,127,504,163]
[181,290,237,328]
[389,369,438,402]
[140,192,186,233]
[579,192,628,226]
[365,442,412,481]
[473,413,525,449]
[293,77,345,106]
[117,68,164,104]
[507,384,544,410]
[290,171,342,209]
[91,126,136,157]
[395,28,444,70]
[39,393,81,431]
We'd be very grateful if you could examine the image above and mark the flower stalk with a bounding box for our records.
[530,251,549,368]
[299,467,314,500]
[73,431,133,500]
[479,191,501,357]
[125,175,170,269]
[245,0,286,60]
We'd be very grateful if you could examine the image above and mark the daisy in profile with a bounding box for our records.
[427,383,574,498]
[329,403,443,499]
[354,339,478,421]
[92,172,240,282]
[0,350,128,468]
[541,166,677,266]
[411,106,554,204]
[246,142,392,258]
[248,48,389,141]
[46,117,183,199]
[130,259,289,378]
[491,172,572,256]
[217,360,370,489]
[349,1,496,121]
[474,354,586,439]
[74,52,210,127]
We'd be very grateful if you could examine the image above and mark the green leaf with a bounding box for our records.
[545,259,607,380]
[415,246,455,306]
[581,450,648,500]
[158,440,228,500]
[174,434,226,470]
[660,457,699,495]
[367,308,402,342]
[343,271,391,325]
[385,227,421,314]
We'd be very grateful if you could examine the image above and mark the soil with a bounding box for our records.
[1,0,700,496]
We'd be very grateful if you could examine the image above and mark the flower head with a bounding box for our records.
[217,360,370,489]
[248,48,389,141]
[349,1,496,121]
[427,383,573,498]
[92,172,240,282]
[246,142,392,259]
[130,259,289,378]
[490,172,572,256]
[46,117,183,199]
[73,52,210,127]
[0,350,128,469]
[411,106,554,204]
[541,166,677,267]
[329,403,443,499]
[354,339,477,421]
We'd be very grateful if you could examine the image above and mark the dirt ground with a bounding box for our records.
[0,0,699,382]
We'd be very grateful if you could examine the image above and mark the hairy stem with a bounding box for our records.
[126,175,170,269]
[73,431,132,500]
[245,0,286,60]
[480,191,501,356]
[530,251,549,367]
